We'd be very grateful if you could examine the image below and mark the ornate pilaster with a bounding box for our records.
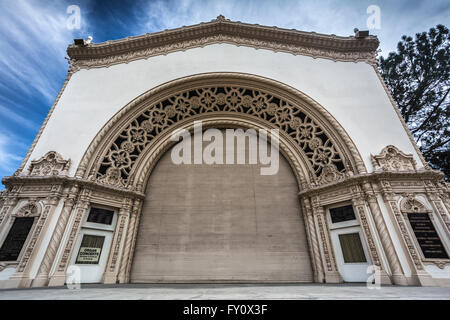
[424,180,450,235]
[361,182,407,285]
[301,197,324,283]
[103,198,132,284]
[350,185,391,285]
[436,181,450,213]
[48,188,91,287]
[310,196,343,283]
[118,199,141,283]
[123,199,143,283]
[379,180,433,286]
[0,196,19,232]
[32,185,80,287]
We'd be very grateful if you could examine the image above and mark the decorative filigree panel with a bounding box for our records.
[371,145,416,172]
[96,86,346,186]
[27,151,70,176]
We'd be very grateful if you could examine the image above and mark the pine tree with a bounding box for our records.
[378,25,449,179]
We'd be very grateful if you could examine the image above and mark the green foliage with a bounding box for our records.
[378,25,449,179]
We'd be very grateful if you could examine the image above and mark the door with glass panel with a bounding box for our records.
[70,206,117,283]
[327,205,371,282]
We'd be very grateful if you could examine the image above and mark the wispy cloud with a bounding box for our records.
[0,0,448,189]
[0,131,26,174]
[0,0,92,186]
[0,0,90,103]
[0,104,39,130]
[137,0,450,57]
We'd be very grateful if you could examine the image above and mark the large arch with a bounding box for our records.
[76,72,367,193]
[67,73,369,284]
[130,129,314,282]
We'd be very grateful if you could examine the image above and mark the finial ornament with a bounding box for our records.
[216,14,226,21]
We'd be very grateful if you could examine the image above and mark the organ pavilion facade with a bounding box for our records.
[0,16,449,288]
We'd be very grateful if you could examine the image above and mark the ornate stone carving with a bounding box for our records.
[361,182,406,284]
[353,203,381,267]
[67,17,379,73]
[316,164,345,185]
[56,189,91,272]
[371,146,416,172]
[301,198,324,283]
[96,85,346,187]
[13,201,41,217]
[17,203,52,272]
[34,185,79,285]
[118,200,139,282]
[400,194,430,213]
[388,200,424,270]
[27,151,70,176]
[108,199,131,273]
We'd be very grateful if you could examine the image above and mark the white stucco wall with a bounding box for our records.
[23,43,422,176]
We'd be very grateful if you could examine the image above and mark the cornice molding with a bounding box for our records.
[3,168,444,202]
[67,16,379,72]
[1,175,145,200]
[298,169,445,198]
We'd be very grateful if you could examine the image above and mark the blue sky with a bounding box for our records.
[0,0,449,188]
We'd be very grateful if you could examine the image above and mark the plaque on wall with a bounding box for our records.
[408,213,449,259]
[75,234,105,264]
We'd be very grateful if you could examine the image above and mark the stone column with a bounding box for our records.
[361,182,407,285]
[48,188,91,287]
[310,197,343,283]
[123,199,143,283]
[379,180,434,286]
[350,186,392,285]
[103,198,131,284]
[301,197,324,283]
[117,199,141,283]
[32,185,79,287]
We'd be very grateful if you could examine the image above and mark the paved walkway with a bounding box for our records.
[0,283,449,299]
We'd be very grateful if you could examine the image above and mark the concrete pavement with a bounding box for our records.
[0,283,449,300]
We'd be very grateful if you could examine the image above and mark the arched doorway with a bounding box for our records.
[72,73,369,285]
[130,129,313,282]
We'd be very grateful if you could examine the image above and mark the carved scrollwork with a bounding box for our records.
[400,194,430,213]
[13,201,41,217]
[371,145,416,172]
[96,86,347,187]
[27,151,70,176]
[67,17,379,73]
